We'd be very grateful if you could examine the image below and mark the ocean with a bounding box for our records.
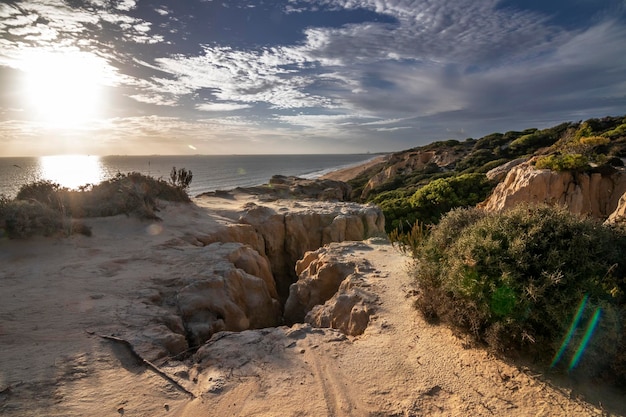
[0,154,378,198]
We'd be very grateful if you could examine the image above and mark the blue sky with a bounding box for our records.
[0,0,625,156]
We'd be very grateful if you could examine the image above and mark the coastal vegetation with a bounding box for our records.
[379,114,626,382]
[0,169,192,238]
[349,114,626,233]
[394,205,626,382]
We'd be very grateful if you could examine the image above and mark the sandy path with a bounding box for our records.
[1,201,624,416]
[171,241,619,416]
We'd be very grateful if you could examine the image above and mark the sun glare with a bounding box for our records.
[20,50,108,128]
[39,155,105,190]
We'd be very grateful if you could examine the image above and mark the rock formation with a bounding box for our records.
[485,157,528,182]
[360,147,469,199]
[284,242,379,336]
[175,242,282,347]
[605,191,626,225]
[192,191,385,301]
[479,162,626,219]
[230,174,353,201]
[124,241,282,358]
[127,180,386,356]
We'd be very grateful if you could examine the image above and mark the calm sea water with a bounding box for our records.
[0,154,377,198]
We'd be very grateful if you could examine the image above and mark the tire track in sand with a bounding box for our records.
[304,343,357,417]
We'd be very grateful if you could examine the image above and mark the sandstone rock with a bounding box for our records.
[192,324,347,383]
[485,157,528,182]
[284,247,357,324]
[194,197,385,301]
[140,190,386,352]
[175,242,282,346]
[284,242,378,335]
[142,324,189,356]
[605,191,626,225]
[306,277,374,336]
[479,162,626,219]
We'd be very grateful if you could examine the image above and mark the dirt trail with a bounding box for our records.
[171,241,621,417]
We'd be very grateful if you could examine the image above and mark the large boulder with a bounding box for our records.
[485,157,528,182]
[479,162,626,219]
[129,242,280,348]
[305,275,375,336]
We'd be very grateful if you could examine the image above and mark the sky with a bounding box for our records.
[0,0,625,156]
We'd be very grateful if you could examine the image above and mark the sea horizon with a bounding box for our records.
[0,153,383,198]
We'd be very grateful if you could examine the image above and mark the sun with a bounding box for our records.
[20,49,107,128]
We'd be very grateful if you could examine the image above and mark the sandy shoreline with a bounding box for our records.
[321,154,388,182]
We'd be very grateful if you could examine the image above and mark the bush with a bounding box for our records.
[603,123,626,139]
[413,205,626,380]
[2,171,193,238]
[535,154,589,171]
[75,172,190,218]
[376,194,417,233]
[0,200,64,238]
[15,180,66,211]
[170,166,193,191]
[509,131,560,155]
[408,173,495,225]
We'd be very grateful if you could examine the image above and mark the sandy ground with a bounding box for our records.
[1,195,624,416]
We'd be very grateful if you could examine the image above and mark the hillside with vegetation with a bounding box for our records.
[348,114,626,232]
[349,114,626,385]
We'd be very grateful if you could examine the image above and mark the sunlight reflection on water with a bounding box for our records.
[39,155,105,189]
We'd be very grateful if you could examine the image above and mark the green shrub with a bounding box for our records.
[535,154,589,171]
[455,149,498,172]
[602,123,626,139]
[509,131,559,155]
[413,205,626,380]
[375,192,417,233]
[580,136,610,147]
[408,173,495,225]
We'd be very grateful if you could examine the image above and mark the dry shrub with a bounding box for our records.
[3,171,191,239]
[0,199,64,238]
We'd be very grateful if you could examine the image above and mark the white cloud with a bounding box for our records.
[275,114,355,128]
[374,126,412,132]
[197,102,252,111]
[116,0,137,11]
[155,45,330,109]
[8,24,58,41]
[128,94,178,106]
[1,0,624,155]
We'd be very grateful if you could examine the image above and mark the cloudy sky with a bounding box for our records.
[0,0,625,156]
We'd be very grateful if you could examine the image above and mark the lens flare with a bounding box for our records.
[550,294,603,371]
[550,295,588,368]
[569,308,602,371]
